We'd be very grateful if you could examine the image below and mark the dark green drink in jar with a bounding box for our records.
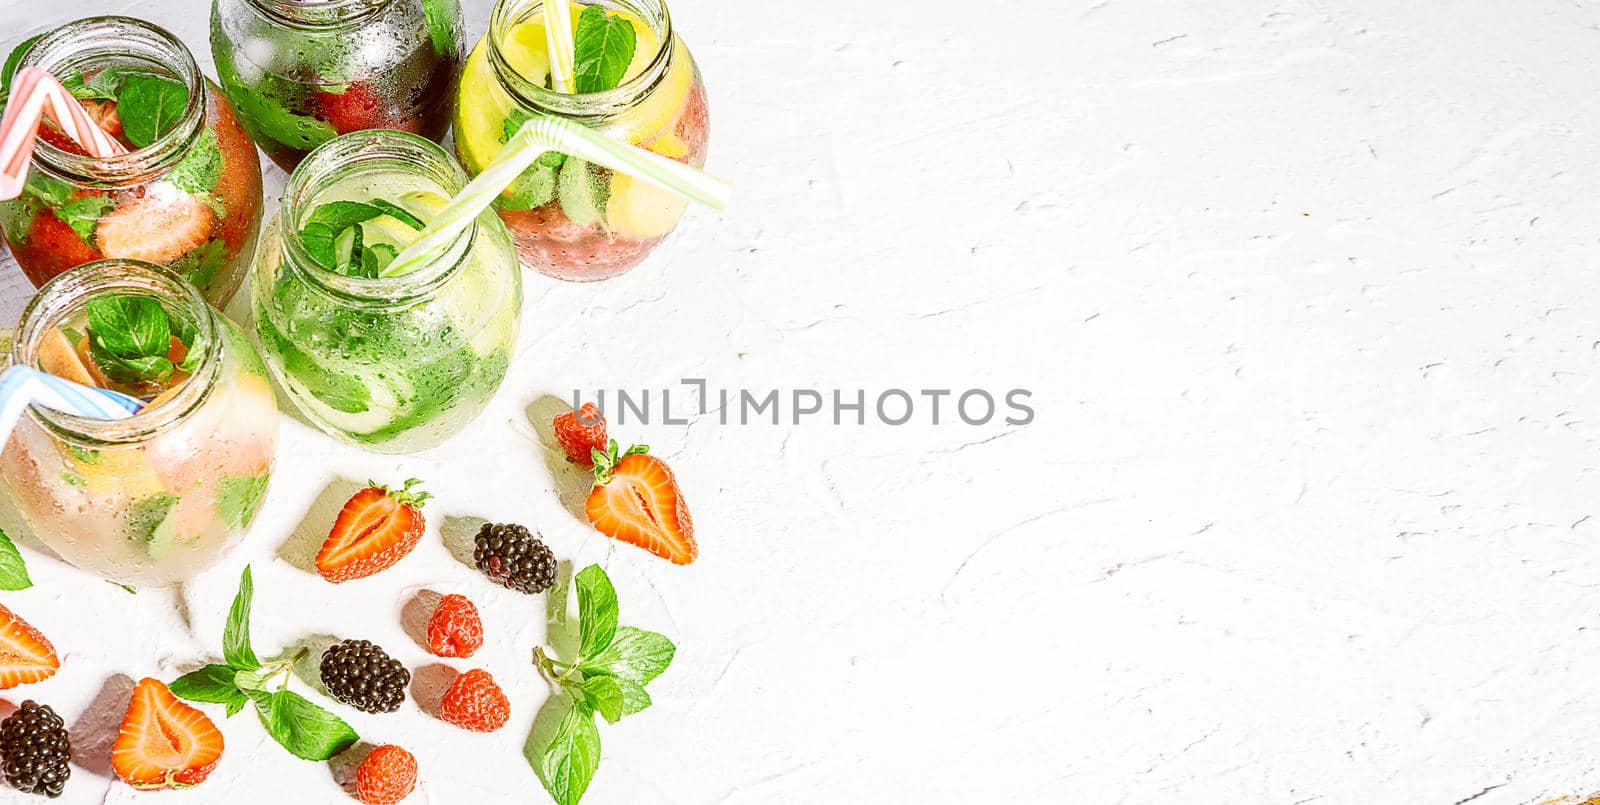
[211,0,465,171]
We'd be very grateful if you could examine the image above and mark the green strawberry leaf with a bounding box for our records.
[573,5,637,94]
[0,527,31,591]
[536,701,602,805]
[224,565,261,670]
[250,688,359,761]
[575,564,618,658]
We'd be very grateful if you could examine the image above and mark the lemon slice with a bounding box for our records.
[606,172,687,240]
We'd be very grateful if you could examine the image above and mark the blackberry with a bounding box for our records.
[320,640,410,714]
[0,701,70,798]
[473,523,557,594]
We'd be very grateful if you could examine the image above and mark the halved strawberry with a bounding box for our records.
[316,84,416,135]
[35,123,89,156]
[315,479,430,583]
[553,402,607,466]
[95,191,215,265]
[585,442,697,564]
[80,98,123,140]
[13,208,102,287]
[0,604,59,689]
[112,678,224,790]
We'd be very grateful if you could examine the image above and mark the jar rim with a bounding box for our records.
[19,16,207,186]
[488,0,675,120]
[245,0,394,28]
[279,129,477,305]
[11,259,222,445]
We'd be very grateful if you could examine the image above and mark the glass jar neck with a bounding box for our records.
[246,0,394,29]
[21,16,207,188]
[280,130,475,307]
[488,0,675,122]
[11,260,222,446]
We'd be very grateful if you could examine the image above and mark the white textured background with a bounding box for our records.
[0,0,1598,803]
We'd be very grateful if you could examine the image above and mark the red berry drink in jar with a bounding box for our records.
[0,17,265,309]
[212,0,465,172]
[454,0,711,281]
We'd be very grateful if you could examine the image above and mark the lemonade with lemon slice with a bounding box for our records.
[250,131,521,453]
[454,0,710,281]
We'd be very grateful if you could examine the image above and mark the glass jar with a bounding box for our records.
[212,0,465,172]
[454,0,711,281]
[0,260,279,586]
[0,17,265,309]
[251,130,522,453]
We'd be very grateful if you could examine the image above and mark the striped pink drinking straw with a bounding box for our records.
[0,66,127,199]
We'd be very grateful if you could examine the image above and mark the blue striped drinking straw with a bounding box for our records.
[0,365,144,441]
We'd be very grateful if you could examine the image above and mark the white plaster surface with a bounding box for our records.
[0,0,1598,802]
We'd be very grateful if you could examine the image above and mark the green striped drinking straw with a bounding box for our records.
[380,114,731,278]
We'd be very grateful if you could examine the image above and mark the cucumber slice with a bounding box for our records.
[557,157,609,228]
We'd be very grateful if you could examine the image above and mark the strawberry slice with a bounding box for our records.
[315,479,430,583]
[35,123,89,156]
[0,604,59,689]
[584,442,697,564]
[95,191,216,266]
[12,207,103,287]
[112,678,224,790]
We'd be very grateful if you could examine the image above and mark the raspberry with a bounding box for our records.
[553,403,607,465]
[426,594,483,659]
[439,669,509,733]
[355,744,417,805]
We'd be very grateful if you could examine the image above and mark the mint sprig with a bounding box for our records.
[84,294,198,385]
[299,198,426,278]
[572,5,637,94]
[168,566,359,761]
[530,565,675,805]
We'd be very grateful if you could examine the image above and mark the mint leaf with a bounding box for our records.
[118,73,188,148]
[224,565,261,670]
[217,475,269,531]
[573,5,637,94]
[22,172,69,207]
[54,194,115,244]
[172,239,229,289]
[537,701,601,805]
[170,664,248,714]
[167,128,221,195]
[87,295,168,358]
[580,626,675,687]
[0,527,31,590]
[575,565,618,657]
[0,35,40,100]
[307,201,384,231]
[250,688,359,761]
[578,675,624,725]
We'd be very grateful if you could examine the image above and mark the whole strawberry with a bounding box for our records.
[425,594,483,659]
[553,403,607,466]
[316,479,430,583]
[355,744,417,804]
[439,669,509,733]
